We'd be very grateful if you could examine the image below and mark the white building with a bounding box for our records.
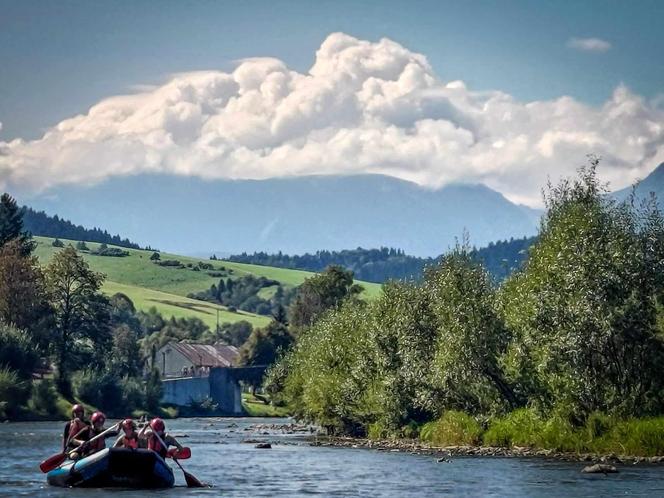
[154,342,239,378]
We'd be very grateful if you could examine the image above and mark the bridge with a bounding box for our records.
[161,365,268,415]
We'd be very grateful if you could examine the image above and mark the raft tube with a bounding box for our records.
[47,448,175,488]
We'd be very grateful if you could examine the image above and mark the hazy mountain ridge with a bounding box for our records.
[24,174,540,257]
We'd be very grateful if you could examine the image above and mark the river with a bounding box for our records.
[2,417,664,497]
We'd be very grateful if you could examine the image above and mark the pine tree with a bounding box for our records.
[0,193,34,255]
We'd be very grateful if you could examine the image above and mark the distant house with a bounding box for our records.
[154,342,239,378]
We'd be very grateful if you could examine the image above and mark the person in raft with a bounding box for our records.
[62,404,88,452]
[113,418,142,449]
[69,411,116,459]
[139,418,184,459]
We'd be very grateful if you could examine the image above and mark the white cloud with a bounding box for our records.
[1,32,662,207]
[567,37,612,53]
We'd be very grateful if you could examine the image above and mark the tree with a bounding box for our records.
[499,159,664,417]
[145,368,163,412]
[239,320,293,367]
[150,251,161,261]
[0,240,51,345]
[0,193,34,255]
[52,238,65,248]
[426,246,518,414]
[109,324,143,377]
[289,265,363,329]
[75,240,89,251]
[45,246,110,394]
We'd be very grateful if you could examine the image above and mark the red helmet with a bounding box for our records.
[91,411,106,425]
[121,418,135,431]
[150,417,165,433]
[72,404,84,417]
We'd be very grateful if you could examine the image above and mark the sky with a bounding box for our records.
[1,0,663,206]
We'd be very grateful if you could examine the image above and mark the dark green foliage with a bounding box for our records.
[91,246,129,257]
[0,193,35,256]
[21,205,141,249]
[46,246,110,393]
[150,251,161,261]
[0,367,30,419]
[201,320,253,347]
[191,275,293,316]
[0,323,39,379]
[289,265,363,329]
[229,238,535,284]
[29,379,58,415]
[145,368,162,412]
[239,320,293,367]
[75,240,89,251]
[156,259,183,267]
[52,238,64,247]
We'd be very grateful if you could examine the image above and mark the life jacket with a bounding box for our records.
[86,429,106,454]
[121,433,139,449]
[148,434,167,458]
[66,418,88,448]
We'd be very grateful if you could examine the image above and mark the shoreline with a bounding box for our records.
[309,436,664,465]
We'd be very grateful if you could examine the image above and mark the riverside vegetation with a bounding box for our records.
[266,159,664,458]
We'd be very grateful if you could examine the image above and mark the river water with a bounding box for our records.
[2,417,664,497]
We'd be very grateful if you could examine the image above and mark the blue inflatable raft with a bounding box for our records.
[47,448,175,488]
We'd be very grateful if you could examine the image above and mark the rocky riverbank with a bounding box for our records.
[309,436,664,466]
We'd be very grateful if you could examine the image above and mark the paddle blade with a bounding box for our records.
[167,447,191,459]
[39,452,66,473]
[183,470,205,488]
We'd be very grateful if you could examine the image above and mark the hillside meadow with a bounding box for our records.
[32,237,381,329]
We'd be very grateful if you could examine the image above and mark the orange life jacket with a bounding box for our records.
[85,429,106,454]
[148,434,167,458]
[66,418,87,448]
[121,433,139,449]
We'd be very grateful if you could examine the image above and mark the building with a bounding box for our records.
[154,342,239,378]
[154,341,254,414]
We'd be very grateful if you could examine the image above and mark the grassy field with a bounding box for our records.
[33,237,381,327]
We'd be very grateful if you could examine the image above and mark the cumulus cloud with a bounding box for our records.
[1,33,662,207]
[567,37,612,53]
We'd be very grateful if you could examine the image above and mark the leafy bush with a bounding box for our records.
[73,370,123,415]
[119,376,145,413]
[75,241,89,251]
[93,247,129,257]
[0,323,39,379]
[145,368,162,412]
[29,379,58,414]
[420,411,482,446]
[52,238,64,247]
[0,367,29,418]
[483,408,543,447]
[156,259,182,268]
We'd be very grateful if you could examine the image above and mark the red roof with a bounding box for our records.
[168,342,239,367]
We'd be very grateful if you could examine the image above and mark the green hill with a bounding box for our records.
[33,237,381,330]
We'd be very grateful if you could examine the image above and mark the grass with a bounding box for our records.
[242,393,291,417]
[482,408,664,457]
[102,281,270,329]
[33,236,382,327]
[420,411,483,446]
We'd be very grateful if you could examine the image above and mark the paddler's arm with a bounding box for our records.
[112,434,124,448]
[165,434,183,451]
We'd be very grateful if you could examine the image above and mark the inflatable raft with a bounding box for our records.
[47,448,175,488]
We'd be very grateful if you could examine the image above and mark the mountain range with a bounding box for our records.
[23,174,540,257]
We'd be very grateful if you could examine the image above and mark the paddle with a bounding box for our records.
[153,431,204,487]
[39,422,119,473]
[167,447,191,459]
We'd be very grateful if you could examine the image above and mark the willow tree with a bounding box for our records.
[499,159,664,417]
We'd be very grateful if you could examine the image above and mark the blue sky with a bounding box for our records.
[2,0,662,140]
[1,0,663,206]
